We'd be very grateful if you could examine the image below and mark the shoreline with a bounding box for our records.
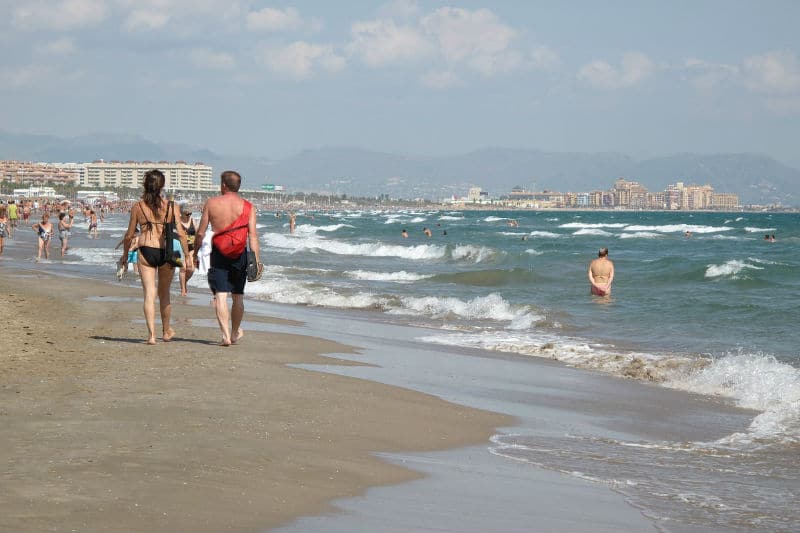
[0,267,513,532]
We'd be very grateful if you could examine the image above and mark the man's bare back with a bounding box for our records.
[205,194,246,232]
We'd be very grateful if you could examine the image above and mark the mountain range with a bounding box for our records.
[1,131,797,205]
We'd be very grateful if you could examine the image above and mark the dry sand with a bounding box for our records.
[0,269,512,533]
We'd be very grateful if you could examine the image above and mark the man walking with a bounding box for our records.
[194,171,261,346]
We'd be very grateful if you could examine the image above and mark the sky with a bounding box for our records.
[1,0,799,163]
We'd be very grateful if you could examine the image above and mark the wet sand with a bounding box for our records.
[0,268,511,533]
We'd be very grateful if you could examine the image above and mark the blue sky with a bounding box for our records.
[1,0,799,163]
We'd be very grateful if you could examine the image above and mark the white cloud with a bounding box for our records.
[347,19,433,67]
[742,50,800,94]
[12,0,106,31]
[420,7,522,76]
[578,52,654,89]
[189,48,235,70]
[682,57,738,92]
[420,70,460,90]
[378,0,420,19]
[123,9,170,32]
[36,38,76,55]
[531,45,560,70]
[257,41,345,80]
[246,6,303,32]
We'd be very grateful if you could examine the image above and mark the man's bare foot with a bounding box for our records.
[163,328,176,342]
[232,329,244,344]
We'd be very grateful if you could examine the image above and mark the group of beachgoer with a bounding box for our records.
[0,199,82,260]
[118,169,261,346]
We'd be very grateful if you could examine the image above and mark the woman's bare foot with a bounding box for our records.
[146,337,157,345]
[162,328,176,342]
[232,329,244,344]
[219,337,232,347]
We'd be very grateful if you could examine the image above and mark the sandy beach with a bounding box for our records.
[0,266,511,533]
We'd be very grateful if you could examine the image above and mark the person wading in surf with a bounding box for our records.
[194,170,261,346]
[588,247,614,296]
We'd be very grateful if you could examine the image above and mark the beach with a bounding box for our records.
[0,268,511,532]
[1,208,797,532]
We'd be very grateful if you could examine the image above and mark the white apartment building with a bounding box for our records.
[82,161,214,191]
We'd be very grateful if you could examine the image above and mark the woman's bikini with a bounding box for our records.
[136,202,170,268]
[38,224,53,242]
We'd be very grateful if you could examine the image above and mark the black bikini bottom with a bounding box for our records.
[138,246,169,267]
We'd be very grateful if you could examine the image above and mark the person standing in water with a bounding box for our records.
[289,213,296,234]
[57,212,74,257]
[588,247,614,296]
[32,213,54,261]
[0,205,8,255]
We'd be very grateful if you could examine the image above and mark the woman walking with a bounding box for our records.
[0,205,8,255]
[31,213,54,261]
[119,169,193,344]
[57,212,74,257]
[178,203,197,296]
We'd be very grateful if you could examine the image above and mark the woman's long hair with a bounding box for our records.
[142,169,165,214]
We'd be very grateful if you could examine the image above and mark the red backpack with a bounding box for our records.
[212,200,252,259]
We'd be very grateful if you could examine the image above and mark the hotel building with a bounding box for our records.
[82,161,215,191]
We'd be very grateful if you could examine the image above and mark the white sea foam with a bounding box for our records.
[735,217,744,222]
[744,227,777,233]
[667,353,800,446]
[619,231,660,239]
[625,224,733,234]
[525,249,543,256]
[705,259,764,278]
[560,222,627,229]
[293,223,353,235]
[438,215,465,221]
[546,217,559,221]
[344,270,433,282]
[67,247,119,265]
[419,331,800,445]
[529,231,560,238]
[409,217,427,223]
[500,231,527,236]
[263,232,447,260]
[450,245,497,263]
[573,228,613,236]
[483,216,508,222]
[391,293,540,329]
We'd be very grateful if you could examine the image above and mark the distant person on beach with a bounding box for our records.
[423,227,432,237]
[588,247,614,297]
[194,170,261,347]
[0,205,8,254]
[119,169,192,345]
[22,203,30,224]
[7,200,17,237]
[88,210,99,239]
[179,203,197,296]
[770,234,776,242]
[401,229,408,238]
[289,213,296,234]
[57,212,73,257]
[32,213,54,261]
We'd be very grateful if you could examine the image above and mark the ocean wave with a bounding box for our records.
[409,217,427,223]
[525,249,543,256]
[619,231,660,239]
[451,245,498,263]
[744,227,777,233]
[705,259,764,279]
[344,270,433,282]
[573,228,613,236]
[529,231,560,238]
[263,232,447,260]
[419,332,800,445]
[67,247,119,266]
[293,223,353,235]
[438,215,464,221]
[432,268,537,287]
[624,224,733,234]
[390,293,540,329]
[483,216,508,222]
[559,222,627,229]
[667,352,800,446]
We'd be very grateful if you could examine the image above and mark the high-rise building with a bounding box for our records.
[82,160,214,191]
[710,193,739,210]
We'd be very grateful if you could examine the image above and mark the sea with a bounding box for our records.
[8,208,799,531]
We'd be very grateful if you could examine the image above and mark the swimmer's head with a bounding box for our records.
[598,247,608,257]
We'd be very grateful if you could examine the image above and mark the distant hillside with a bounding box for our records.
[1,131,797,205]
